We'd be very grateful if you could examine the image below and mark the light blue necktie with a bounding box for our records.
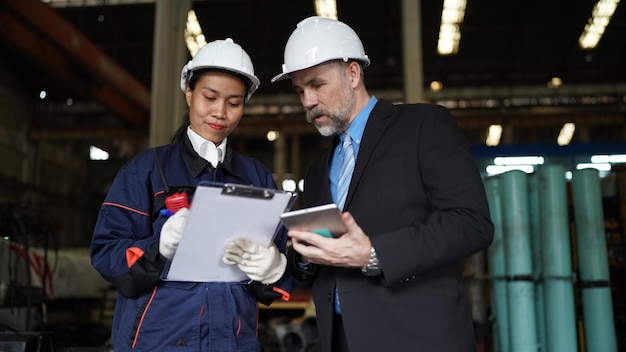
[337,133,355,211]
[335,133,355,314]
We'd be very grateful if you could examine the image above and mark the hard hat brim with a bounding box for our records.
[270,72,290,83]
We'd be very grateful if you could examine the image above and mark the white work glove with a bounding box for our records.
[222,238,287,285]
[159,208,189,259]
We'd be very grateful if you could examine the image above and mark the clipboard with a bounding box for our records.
[164,181,296,282]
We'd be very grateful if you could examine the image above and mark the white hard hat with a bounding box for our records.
[271,16,370,83]
[180,38,260,102]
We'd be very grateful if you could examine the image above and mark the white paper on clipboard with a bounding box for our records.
[164,182,296,282]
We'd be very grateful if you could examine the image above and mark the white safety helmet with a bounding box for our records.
[180,38,260,102]
[271,16,370,83]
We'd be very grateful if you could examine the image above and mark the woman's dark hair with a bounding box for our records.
[171,68,251,143]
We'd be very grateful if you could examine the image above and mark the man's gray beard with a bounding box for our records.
[306,103,353,137]
[313,117,343,136]
[305,81,355,136]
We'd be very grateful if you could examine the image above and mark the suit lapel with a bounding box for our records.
[344,100,392,209]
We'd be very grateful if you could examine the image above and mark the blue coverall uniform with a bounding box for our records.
[91,134,292,351]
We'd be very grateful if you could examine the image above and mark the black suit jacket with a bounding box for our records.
[297,100,494,351]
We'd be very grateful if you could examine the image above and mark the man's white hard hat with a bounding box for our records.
[271,16,370,83]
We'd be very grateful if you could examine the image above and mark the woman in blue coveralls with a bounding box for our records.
[90,38,292,351]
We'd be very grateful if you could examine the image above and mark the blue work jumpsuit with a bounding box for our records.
[91,135,292,351]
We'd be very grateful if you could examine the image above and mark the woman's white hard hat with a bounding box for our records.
[271,16,370,83]
[180,38,260,102]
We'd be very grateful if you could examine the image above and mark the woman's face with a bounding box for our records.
[185,71,246,146]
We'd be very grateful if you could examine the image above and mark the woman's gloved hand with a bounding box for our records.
[159,208,189,259]
[222,238,287,284]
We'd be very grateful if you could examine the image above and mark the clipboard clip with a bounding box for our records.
[221,183,275,199]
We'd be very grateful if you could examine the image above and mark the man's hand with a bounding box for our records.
[222,238,287,284]
[159,208,189,259]
[288,211,371,268]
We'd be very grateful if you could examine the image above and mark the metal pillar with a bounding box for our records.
[150,0,191,147]
[485,177,509,352]
[500,170,538,352]
[571,169,618,352]
[273,132,287,186]
[528,174,546,351]
[538,165,578,351]
[466,250,488,330]
[401,0,424,103]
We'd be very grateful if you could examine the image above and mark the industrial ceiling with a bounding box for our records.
[1,0,625,160]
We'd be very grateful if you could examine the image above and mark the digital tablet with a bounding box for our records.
[279,203,346,238]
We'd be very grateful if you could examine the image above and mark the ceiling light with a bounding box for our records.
[590,154,626,163]
[486,164,535,176]
[578,0,620,49]
[267,130,279,142]
[185,10,207,57]
[430,81,443,91]
[577,162,612,171]
[314,0,338,19]
[547,76,562,89]
[485,124,502,147]
[557,122,575,146]
[90,145,109,161]
[494,156,544,165]
[437,0,467,55]
[282,179,297,192]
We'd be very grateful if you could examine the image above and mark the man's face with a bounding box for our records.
[185,71,246,146]
[290,62,356,136]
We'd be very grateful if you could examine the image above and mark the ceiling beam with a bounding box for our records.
[0,9,149,126]
[2,0,150,126]
[42,0,156,7]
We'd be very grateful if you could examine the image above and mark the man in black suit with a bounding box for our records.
[272,16,494,352]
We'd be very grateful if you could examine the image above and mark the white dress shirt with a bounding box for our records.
[186,126,226,168]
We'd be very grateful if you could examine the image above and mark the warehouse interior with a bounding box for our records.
[0,0,625,351]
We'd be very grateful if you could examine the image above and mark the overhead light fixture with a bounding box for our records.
[547,76,563,89]
[487,155,543,175]
[282,179,297,192]
[494,156,544,166]
[90,145,109,161]
[430,81,444,92]
[591,154,626,163]
[486,164,535,176]
[314,0,338,19]
[266,130,279,142]
[485,124,502,146]
[577,162,612,171]
[557,122,575,146]
[437,0,467,55]
[185,10,207,56]
[578,0,620,49]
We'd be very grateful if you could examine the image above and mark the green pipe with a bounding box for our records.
[538,165,578,351]
[466,250,488,324]
[485,177,509,352]
[500,170,538,351]
[528,174,546,351]
[571,169,617,352]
